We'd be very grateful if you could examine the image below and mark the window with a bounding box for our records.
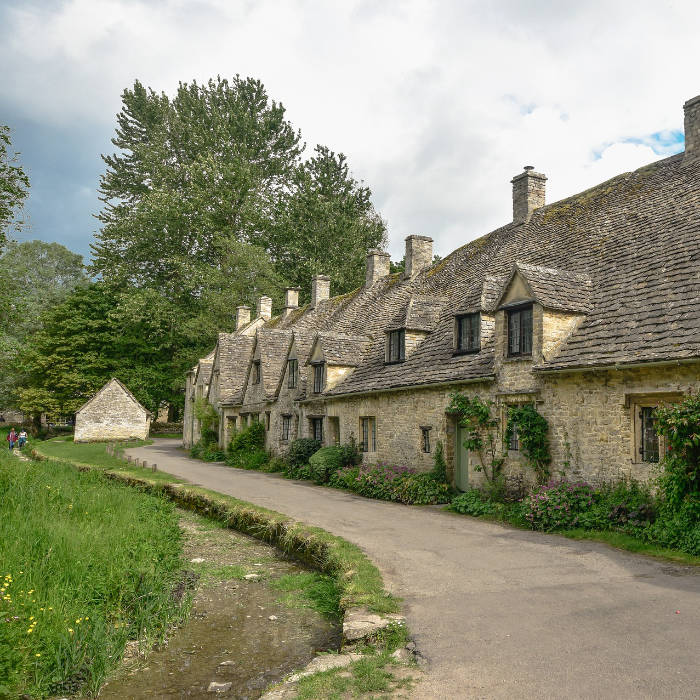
[508,421,519,451]
[313,363,325,393]
[456,313,480,353]
[265,411,271,430]
[421,427,431,453]
[640,406,660,463]
[360,417,376,452]
[287,359,298,389]
[387,329,406,363]
[507,305,533,357]
[252,360,261,384]
[312,417,323,442]
[281,415,291,442]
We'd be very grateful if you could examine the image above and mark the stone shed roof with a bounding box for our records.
[308,333,372,367]
[76,378,152,417]
[387,294,448,331]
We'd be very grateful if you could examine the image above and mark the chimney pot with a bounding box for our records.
[403,235,433,279]
[683,94,700,160]
[365,249,391,286]
[511,166,547,223]
[236,305,251,330]
[257,296,272,321]
[310,275,331,308]
[283,287,300,318]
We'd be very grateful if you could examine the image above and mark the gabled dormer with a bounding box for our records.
[385,294,447,363]
[278,331,316,398]
[493,262,592,363]
[305,333,371,394]
[242,329,292,405]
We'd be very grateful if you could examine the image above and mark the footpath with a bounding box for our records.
[127,439,700,700]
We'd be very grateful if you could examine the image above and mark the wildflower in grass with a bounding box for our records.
[35,653,41,657]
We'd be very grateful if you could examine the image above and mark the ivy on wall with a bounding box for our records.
[505,404,551,484]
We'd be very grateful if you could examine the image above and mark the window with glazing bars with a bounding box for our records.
[507,306,533,356]
[360,417,376,452]
[287,359,298,389]
[312,363,325,393]
[252,360,261,384]
[281,415,291,442]
[640,406,659,463]
[421,427,431,453]
[456,313,480,352]
[508,421,519,451]
[388,329,405,363]
[312,417,323,443]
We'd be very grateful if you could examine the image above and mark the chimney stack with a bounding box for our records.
[310,275,331,308]
[257,296,272,321]
[236,305,251,330]
[684,95,700,160]
[283,287,300,318]
[365,249,391,286]
[511,166,546,223]
[403,235,433,279]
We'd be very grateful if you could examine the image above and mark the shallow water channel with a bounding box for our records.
[98,510,341,699]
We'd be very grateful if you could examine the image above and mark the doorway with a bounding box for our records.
[455,424,469,491]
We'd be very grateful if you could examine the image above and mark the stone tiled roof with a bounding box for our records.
[255,329,293,400]
[499,262,593,313]
[308,333,372,367]
[217,333,255,405]
[387,294,448,331]
[77,378,152,417]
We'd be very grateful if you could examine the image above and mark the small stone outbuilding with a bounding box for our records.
[74,378,152,442]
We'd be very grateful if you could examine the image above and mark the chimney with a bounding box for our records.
[257,296,272,321]
[403,235,433,279]
[511,166,546,223]
[236,305,251,330]
[684,95,700,160]
[283,287,300,318]
[310,275,330,308]
[365,249,391,286]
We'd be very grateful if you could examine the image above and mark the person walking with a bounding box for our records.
[17,429,27,450]
[7,428,17,450]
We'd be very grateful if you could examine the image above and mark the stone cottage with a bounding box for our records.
[184,94,700,489]
[75,378,152,442]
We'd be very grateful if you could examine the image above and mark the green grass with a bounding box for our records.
[35,437,150,469]
[270,572,341,619]
[150,432,183,439]
[0,451,188,699]
[188,562,247,583]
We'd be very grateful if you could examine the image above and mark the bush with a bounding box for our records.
[228,421,265,455]
[262,456,287,473]
[451,489,500,517]
[329,465,360,489]
[524,480,597,531]
[351,463,417,501]
[286,438,321,469]
[394,472,451,505]
[285,461,313,481]
[190,440,225,462]
[308,443,362,484]
[429,441,447,482]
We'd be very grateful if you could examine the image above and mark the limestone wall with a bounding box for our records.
[75,382,150,442]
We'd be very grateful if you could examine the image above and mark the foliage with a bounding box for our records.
[269,572,341,620]
[286,438,322,469]
[393,472,452,505]
[222,421,268,470]
[0,452,186,698]
[0,124,30,249]
[524,480,597,531]
[430,440,447,482]
[308,443,361,484]
[193,398,219,444]
[506,404,552,483]
[450,489,502,517]
[447,392,505,483]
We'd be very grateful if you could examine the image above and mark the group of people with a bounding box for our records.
[7,428,28,450]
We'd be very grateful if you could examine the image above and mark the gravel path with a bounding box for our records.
[126,439,700,699]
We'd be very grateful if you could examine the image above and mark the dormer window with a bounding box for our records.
[287,359,298,389]
[507,305,533,357]
[312,362,325,393]
[456,313,480,353]
[387,329,405,363]
[252,360,261,384]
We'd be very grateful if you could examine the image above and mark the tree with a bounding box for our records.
[0,124,30,250]
[270,146,387,298]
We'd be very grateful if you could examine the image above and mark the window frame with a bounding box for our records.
[281,414,291,442]
[508,421,520,451]
[252,360,261,384]
[421,426,431,453]
[360,416,377,453]
[287,358,298,389]
[507,304,533,357]
[455,312,481,354]
[638,405,660,464]
[312,417,324,443]
[312,362,325,394]
[386,328,406,364]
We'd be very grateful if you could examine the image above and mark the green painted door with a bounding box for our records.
[455,425,469,491]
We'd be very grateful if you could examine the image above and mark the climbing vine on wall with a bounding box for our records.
[194,397,219,444]
[505,404,551,484]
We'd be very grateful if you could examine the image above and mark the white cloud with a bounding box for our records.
[1,0,698,260]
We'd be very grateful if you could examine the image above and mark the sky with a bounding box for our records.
[1,0,697,265]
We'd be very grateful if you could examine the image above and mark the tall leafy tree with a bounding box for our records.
[0,124,30,251]
[270,146,387,298]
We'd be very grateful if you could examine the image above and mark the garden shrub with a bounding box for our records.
[308,443,362,484]
[285,461,313,481]
[429,441,447,482]
[262,456,287,473]
[394,472,451,505]
[329,465,360,489]
[190,440,224,461]
[225,421,267,469]
[285,438,321,469]
[524,480,597,531]
[450,489,500,517]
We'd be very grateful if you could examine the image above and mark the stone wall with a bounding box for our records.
[75,382,150,442]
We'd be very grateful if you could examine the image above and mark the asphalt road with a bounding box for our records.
[126,439,700,699]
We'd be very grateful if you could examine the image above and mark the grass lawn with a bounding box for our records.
[35,436,150,469]
[0,450,188,698]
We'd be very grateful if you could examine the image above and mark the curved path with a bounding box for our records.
[127,440,699,699]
